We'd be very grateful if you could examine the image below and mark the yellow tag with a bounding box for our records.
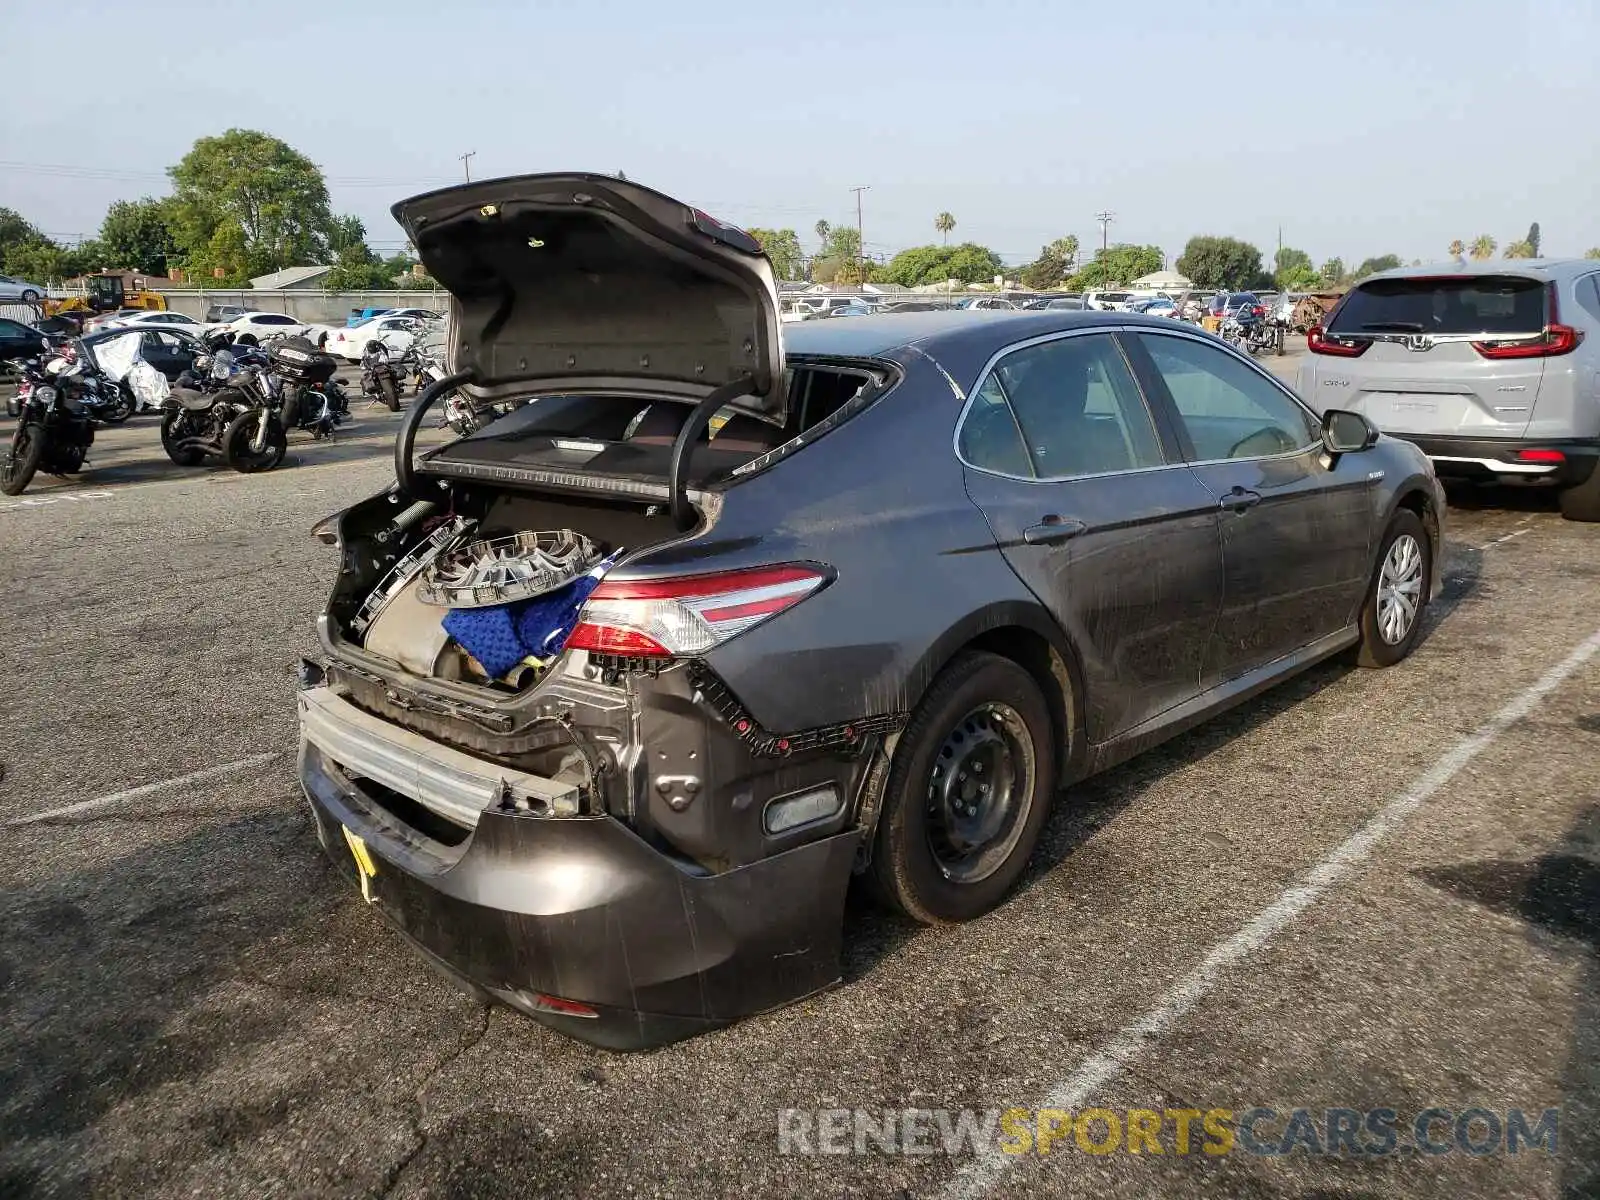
[342,827,379,904]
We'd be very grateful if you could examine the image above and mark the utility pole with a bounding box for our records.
[850,185,869,288]
[459,151,476,182]
[1094,211,1115,256]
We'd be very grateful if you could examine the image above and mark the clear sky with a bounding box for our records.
[3,0,1596,268]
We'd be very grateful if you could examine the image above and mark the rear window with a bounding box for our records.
[1329,276,1546,335]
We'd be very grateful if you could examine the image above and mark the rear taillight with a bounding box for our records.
[1516,448,1566,463]
[1472,283,1583,359]
[1251,305,1265,317]
[566,564,829,658]
[1307,325,1370,357]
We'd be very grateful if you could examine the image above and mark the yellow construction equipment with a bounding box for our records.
[39,273,167,320]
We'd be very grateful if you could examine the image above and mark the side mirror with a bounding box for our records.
[1321,408,1378,454]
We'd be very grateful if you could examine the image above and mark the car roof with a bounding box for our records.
[783,308,1147,362]
[1361,258,1600,285]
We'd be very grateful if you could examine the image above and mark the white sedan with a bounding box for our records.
[321,314,430,360]
[95,310,205,333]
[205,311,315,341]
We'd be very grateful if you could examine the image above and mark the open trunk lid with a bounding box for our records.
[1319,274,1551,437]
[392,173,786,424]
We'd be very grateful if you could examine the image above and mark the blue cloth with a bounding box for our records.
[442,551,620,678]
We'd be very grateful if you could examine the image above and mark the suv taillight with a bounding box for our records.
[566,564,829,658]
[1472,282,1584,359]
[1306,325,1370,357]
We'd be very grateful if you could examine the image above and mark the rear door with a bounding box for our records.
[1305,274,1548,436]
[957,329,1224,744]
[1128,330,1374,684]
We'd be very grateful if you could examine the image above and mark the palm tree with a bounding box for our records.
[814,219,831,249]
[1470,235,1496,260]
[1503,239,1535,259]
[935,212,956,245]
[1448,239,1465,259]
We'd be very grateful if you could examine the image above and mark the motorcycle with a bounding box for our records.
[1221,305,1277,356]
[160,348,258,467]
[221,336,347,473]
[360,340,401,411]
[45,338,134,423]
[2,354,97,495]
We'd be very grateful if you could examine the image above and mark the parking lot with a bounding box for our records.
[1,342,1597,1199]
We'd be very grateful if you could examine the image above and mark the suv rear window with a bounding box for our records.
[1329,276,1546,335]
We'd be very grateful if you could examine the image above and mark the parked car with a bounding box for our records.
[0,316,46,363]
[1206,292,1263,321]
[1298,259,1600,520]
[81,308,148,335]
[0,274,47,303]
[1129,298,1177,317]
[955,296,1016,310]
[82,327,206,382]
[1083,290,1136,311]
[346,306,394,327]
[210,311,315,340]
[828,304,878,317]
[96,310,204,333]
[297,172,1446,1050]
[205,303,249,323]
[323,314,427,360]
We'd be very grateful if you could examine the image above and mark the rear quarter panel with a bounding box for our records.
[638,353,1045,734]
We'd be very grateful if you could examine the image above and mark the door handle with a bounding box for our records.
[1218,486,1261,512]
[1022,516,1087,545]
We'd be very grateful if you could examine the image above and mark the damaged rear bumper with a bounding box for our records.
[298,689,860,1050]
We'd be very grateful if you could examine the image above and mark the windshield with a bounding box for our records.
[1328,275,1548,335]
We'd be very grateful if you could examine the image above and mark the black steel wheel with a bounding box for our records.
[869,650,1056,923]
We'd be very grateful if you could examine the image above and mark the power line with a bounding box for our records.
[850,185,869,284]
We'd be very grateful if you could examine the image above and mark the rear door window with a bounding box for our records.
[963,334,1165,479]
[1328,275,1546,335]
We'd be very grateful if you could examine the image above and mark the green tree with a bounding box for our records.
[881,242,1005,287]
[1070,243,1164,290]
[1502,239,1535,259]
[168,129,334,278]
[1526,222,1540,257]
[1175,236,1263,290]
[1273,246,1318,290]
[1586,247,1600,259]
[98,198,179,275]
[935,212,956,245]
[813,219,830,249]
[1470,235,1496,260]
[1448,239,1465,259]
[1020,242,1069,289]
[1319,257,1345,285]
[3,237,101,284]
[745,227,804,279]
[1353,254,1403,278]
[0,207,43,262]
[326,214,369,256]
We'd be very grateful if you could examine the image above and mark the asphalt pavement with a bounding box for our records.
[1,344,1597,1199]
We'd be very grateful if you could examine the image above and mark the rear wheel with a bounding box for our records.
[98,388,133,424]
[379,373,399,411]
[222,409,286,473]
[1,423,46,495]
[1356,510,1431,667]
[1558,464,1600,522]
[160,409,208,466]
[868,651,1056,923]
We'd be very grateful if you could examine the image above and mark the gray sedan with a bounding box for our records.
[299,173,1446,1049]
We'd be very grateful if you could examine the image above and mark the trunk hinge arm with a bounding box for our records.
[668,375,757,531]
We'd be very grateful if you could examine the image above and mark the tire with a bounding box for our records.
[868,651,1057,923]
[1356,509,1431,668]
[98,388,133,424]
[1,423,45,495]
[160,409,208,466]
[1558,464,1600,522]
[20,290,39,304]
[1275,330,1286,356]
[379,373,399,411]
[222,409,286,473]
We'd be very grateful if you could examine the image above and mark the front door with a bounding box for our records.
[957,330,1225,744]
[1128,330,1375,684]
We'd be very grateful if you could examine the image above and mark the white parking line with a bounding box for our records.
[6,752,286,826]
[0,489,115,514]
[1480,527,1531,548]
[940,626,1600,1200]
